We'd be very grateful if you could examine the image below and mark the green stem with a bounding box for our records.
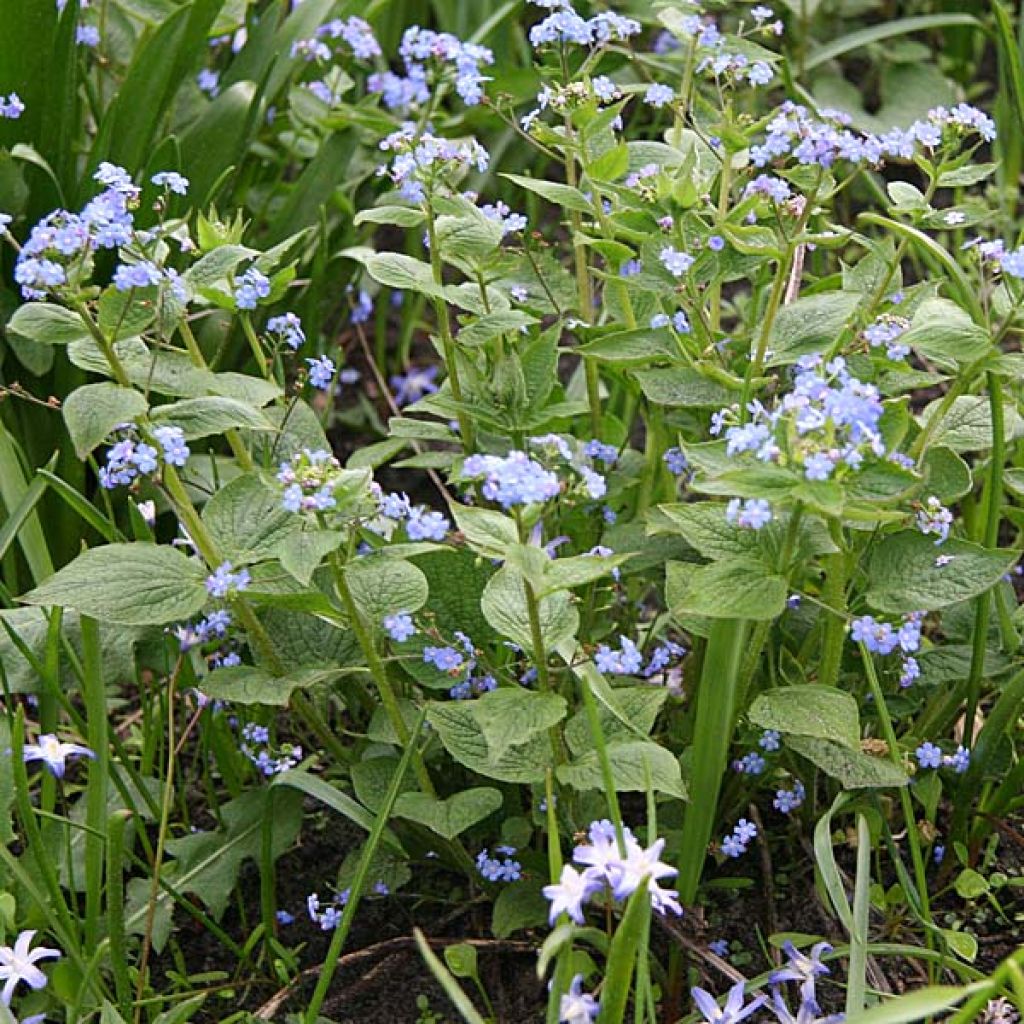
[106,809,133,1014]
[964,373,1005,748]
[859,643,932,926]
[425,208,475,452]
[80,615,108,950]
[332,556,436,797]
[303,710,428,1024]
[240,313,272,380]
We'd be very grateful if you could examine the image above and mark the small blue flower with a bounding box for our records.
[660,245,694,277]
[384,612,416,642]
[306,355,335,390]
[151,171,190,195]
[645,83,675,108]
[267,312,305,350]
[915,741,943,769]
[234,266,270,310]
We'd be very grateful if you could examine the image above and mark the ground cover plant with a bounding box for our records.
[0,0,1023,1022]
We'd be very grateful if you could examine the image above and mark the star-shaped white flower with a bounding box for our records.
[0,930,61,1005]
[22,734,94,778]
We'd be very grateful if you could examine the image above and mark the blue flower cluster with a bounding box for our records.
[476,846,522,882]
[266,312,305,350]
[368,26,492,109]
[277,448,344,513]
[205,561,251,599]
[376,491,450,541]
[726,497,772,530]
[915,741,970,773]
[916,496,953,544]
[721,817,757,858]
[239,722,302,776]
[851,612,922,688]
[0,93,24,119]
[461,451,561,508]
[863,314,910,361]
[378,124,489,203]
[714,354,886,483]
[526,0,640,49]
[773,780,806,814]
[98,425,190,490]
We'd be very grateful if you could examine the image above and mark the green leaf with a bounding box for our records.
[786,736,909,789]
[97,286,157,340]
[350,756,418,814]
[201,665,339,705]
[358,251,445,300]
[451,505,519,559]
[655,503,759,561]
[953,868,989,900]
[563,688,668,762]
[472,688,567,762]
[598,884,651,1024]
[353,205,425,228]
[666,558,787,620]
[436,211,505,263]
[577,328,677,364]
[426,700,555,784]
[150,396,274,439]
[7,302,90,345]
[201,473,298,564]
[343,557,429,625]
[921,446,972,503]
[500,173,593,213]
[916,395,1018,453]
[91,0,228,175]
[393,788,502,840]
[766,292,862,365]
[557,740,687,799]
[748,685,860,748]
[900,298,991,369]
[273,770,402,852]
[22,543,207,625]
[480,565,579,654]
[491,882,549,938]
[631,367,736,407]
[457,311,537,348]
[941,929,977,963]
[841,984,976,1024]
[162,787,300,920]
[62,383,147,459]
[277,529,344,586]
[537,553,629,597]
[866,532,1018,613]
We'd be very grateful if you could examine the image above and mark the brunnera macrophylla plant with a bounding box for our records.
[1,0,1024,1022]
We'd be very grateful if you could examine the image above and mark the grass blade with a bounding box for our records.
[414,929,489,1024]
[846,814,872,1016]
[676,617,750,904]
[805,14,981,71]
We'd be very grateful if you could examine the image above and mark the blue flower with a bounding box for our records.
[915,741,942,769]
[0,93,25,119]
[423,645,465,673]
[113,260,162,291]
[461,451,560,508]
[760,729,781,751]
[691,981,767,1024]
[23,734,94,778]
[205,562,251,599]
[234,266,270,310]
[645,83,675,108]
[542,864,599,925]
[406,507,449,541]
[664,447,688,475]
[384,613,415,642]
[306,355,335,390]
[769,940,832,1004]
[594,636,643,675]
[660,245,695,276]
[560,974,600,1024]
[77,24,101,46]
[153,425,190,467]
[390,365,439,406]
[151,171,190,195]
[725,498,772,530]
[267,312,305,350]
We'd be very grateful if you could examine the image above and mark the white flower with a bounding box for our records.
[0,930,61,1005]
[22,734,94,778]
